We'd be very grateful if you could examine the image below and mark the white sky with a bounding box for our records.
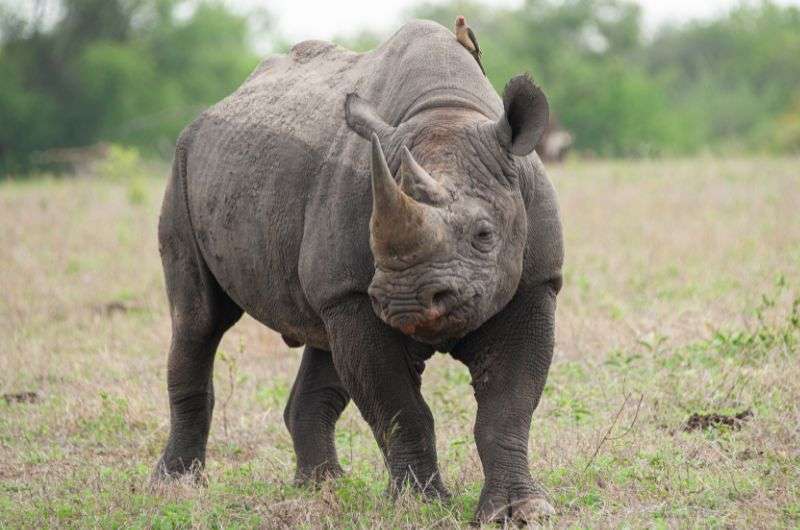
[229,0,800,44]
[13,0,800,45]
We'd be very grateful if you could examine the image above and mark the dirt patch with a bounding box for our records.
[683,409,752,432]
[94,301,146,315]
[2,391,39,404]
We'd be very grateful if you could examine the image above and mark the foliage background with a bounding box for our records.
[1,0,799,173]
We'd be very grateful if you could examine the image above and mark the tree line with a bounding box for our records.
[406,0,800,156]
[1,0,799,173]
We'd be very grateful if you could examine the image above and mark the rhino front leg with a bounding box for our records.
[284,346,350,484]
[454,282,559,525]
[323,299,449,499]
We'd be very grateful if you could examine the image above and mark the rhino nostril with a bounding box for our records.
[430,288,455,309]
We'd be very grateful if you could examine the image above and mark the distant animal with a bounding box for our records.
[535,114,574,163]
[32,142,111,174]
[454,15,485,74]
[152,20,562,525]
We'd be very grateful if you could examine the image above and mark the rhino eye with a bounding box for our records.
[472,220,496,252]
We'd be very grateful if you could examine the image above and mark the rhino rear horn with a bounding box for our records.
[399,146,449,205]
[493,74,549,156]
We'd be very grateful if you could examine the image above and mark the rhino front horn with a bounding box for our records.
[369,134,437,259]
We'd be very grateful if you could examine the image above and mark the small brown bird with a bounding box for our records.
[454,15,485,74]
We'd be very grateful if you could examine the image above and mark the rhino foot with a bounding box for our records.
[418,479,452,503]
[293,462,344,486]
[149,456,207,488]
[474,486,554,526]
[387,471,451,503]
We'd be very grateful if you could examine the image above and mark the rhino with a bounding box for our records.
[153,20,563,524]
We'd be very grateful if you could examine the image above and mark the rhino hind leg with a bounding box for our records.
[152,164,243,483]
[284,346,350,484]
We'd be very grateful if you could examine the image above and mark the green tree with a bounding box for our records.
[0,0,261,172]
[413,0,800,156]
[414,0,678,155]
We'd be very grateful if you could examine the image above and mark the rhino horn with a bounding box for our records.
[369,134,438,259]
[399,146,449,205]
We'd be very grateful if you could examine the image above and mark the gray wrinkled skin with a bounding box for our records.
[153,20,563,525]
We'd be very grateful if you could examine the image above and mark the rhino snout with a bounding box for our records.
[368,278,471,341]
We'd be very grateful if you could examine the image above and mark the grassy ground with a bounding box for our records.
[1,157,799,529]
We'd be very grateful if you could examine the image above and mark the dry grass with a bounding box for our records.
[1,157,799,528]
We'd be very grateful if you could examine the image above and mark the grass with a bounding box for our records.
[1,157,799,528]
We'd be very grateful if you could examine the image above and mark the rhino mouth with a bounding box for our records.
[407,314,471,344]
[370,293,476,344]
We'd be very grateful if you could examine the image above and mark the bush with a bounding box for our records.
[95,144,144,181]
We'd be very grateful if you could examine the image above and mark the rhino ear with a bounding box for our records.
[494,75,549,157]
[345,93,395,141]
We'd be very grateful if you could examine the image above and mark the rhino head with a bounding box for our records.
[346,75,549,345]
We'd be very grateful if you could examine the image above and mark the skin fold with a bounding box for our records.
[152,20,563,525]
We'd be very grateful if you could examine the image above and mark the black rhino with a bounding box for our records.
[153,20,563,524]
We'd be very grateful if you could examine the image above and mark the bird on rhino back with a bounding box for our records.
[152,20,563,525]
